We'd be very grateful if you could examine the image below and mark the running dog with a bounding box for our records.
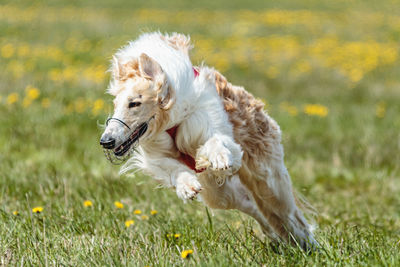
[100,32,317,250]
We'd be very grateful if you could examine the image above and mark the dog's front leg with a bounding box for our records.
[175,171,202,201]
[162,163,202,202]
[196,133,242,174]
[138,156,202,201]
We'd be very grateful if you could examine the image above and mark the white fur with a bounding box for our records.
[120,65,242,197]
[113,33,242,198]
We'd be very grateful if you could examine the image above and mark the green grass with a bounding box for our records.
[1,0,400,265]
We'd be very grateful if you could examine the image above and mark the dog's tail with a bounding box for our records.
[294,189,317,220]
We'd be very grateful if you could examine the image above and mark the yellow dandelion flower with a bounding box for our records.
[83,200,93,207]
[181,249,193,259]
[125,220,135,227]
[114,201,124,209]
[376,102,386,118]
[26,86,40,100]
[150,210,158,215]
[280,102,298,116]
[1,44,15,58]
[41,98,50,108]
[7,93,19,105]
[13,211,19,215]
[174,233,181,238]
[133,209,142,215]
[294,60,312,74]
[141,215,149,220]
[92,99,104,115]
[303,104,328,117]
[32,207,43,213]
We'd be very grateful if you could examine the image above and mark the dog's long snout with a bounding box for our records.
[100,134,116,149]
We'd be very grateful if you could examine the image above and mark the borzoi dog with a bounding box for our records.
[100,32,317,250]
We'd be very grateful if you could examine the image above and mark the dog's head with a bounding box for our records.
[100,53,174,158]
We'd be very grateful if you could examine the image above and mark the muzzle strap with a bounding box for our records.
[106,117,131,130]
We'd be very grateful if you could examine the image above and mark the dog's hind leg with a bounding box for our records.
[238,164,318,251]
[198,174,278,240]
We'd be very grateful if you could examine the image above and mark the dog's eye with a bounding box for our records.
[128,102,141,108]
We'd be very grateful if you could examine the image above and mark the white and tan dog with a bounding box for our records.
[100,32,317,250]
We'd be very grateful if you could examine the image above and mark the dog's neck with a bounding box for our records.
[162,67,202,172]
[163,67,200,130]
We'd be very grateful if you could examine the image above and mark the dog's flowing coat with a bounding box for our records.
[101,32,317,249]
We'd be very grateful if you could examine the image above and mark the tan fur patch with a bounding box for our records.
[214,71,283,176]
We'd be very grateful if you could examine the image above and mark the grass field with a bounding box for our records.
[1,0,400,265]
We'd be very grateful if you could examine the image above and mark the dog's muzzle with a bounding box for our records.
[101,116,153,165]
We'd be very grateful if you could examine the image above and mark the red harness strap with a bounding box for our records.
[165,67,202,173]
[166,126,203,173]
[193,67,199,78]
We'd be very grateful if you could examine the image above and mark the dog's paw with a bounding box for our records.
[176,173,203,201]
[208,147,233,171]
[196,138,233,172]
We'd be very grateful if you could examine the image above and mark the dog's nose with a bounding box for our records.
[100,134,116,149]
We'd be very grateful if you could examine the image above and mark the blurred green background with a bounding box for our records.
[0,0,399,265]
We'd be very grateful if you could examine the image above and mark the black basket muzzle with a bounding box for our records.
[101,116,153,165]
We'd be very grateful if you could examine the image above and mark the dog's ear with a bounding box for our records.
[138,53,174,110]
[158,83,175,110]
[138,53,164,80]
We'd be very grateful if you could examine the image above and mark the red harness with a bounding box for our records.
[166,126,203,173]
[165,67,202,173]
